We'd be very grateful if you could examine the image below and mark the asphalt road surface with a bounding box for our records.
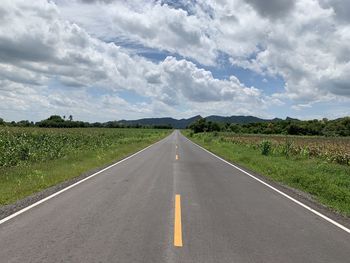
[0,131,349,262]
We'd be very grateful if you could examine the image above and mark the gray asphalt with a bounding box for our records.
[0,130,349,262]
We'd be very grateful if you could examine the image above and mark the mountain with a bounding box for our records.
[118,115,202,129]
[205,115,283,124]
[118,115,288,128]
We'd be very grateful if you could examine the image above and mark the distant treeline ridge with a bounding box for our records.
[188,117,350,137]
[0,115,172,129]
[1,115,350,136]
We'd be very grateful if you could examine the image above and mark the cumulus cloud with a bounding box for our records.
[56,0,350,104]
[0,0,151,120]
[1,0,350,121]
[158,57,264,104]
[1,0,271,121]
[245,0,295,19]
[319,0,350,22]
[232,0,350,101]
[0,1,158,95]
[57,0,217,65]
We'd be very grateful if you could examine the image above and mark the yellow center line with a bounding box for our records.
[176,145,178,149]
[176,154,179,160]
[174,194,183,247]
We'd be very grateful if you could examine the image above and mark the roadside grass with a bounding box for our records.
[0,128,170,205]
[184,131,350,217]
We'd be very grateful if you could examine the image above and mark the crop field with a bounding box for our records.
[217,133,350,166]
[0,127,168,167]
[186,131,350,216]
[0,127,170,205]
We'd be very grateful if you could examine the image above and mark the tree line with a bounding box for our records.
[0,115,172,129]
[2,115,350,136]
[188,117,350,136]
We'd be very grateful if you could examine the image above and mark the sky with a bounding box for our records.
[0,0,349,122]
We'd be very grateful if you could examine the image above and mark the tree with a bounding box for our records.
[47,115,64,122]
[17,120,32,127]
[207,121,221,132]
[229,123,241,133]
[188,118,207,133]
[287,123,303,135]
[37,115,65,127]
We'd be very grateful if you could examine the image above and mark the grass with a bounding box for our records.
[216,132,350,165]
[184,131,350,217]
[0,128,170,205]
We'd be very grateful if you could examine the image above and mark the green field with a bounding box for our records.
[0,127,170,205]
[184,131,350,217]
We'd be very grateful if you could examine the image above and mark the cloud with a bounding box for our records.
[56,0,350,105]
[0,0,157,94]
[245,0,295,19]
[319,0,350,22]
[79,0,114,3]
[0,0,271,121]
[158,57,264,104]
[1,0,350,122]
[57,0,217,65]
[217,0,350,102]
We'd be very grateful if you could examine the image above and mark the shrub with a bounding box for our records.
[260,140,272,156]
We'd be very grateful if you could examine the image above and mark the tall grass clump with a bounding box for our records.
[260,140,272,155]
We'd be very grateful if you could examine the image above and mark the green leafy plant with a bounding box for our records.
[260,140,272,156]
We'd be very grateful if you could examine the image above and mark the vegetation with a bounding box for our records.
[188,118,221,133]
[260,140,272,156]
[3,115,350,135]
[0,127,170,205]
[188,116,350,136]
[213,133,350,166]
[185,131,350,216]
[0,115,173,129]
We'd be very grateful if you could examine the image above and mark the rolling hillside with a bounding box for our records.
[118,115,288,128]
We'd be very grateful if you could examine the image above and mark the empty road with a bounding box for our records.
[0,131,349,262]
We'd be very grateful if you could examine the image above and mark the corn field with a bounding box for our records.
[198,132,350,166]
[0,127,166,168]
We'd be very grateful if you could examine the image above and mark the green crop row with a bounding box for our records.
[0,127,170,205]
[0,127,168,167]
[189,132,350,166]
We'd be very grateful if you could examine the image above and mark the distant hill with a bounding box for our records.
[118,115,289,128]
[118,115,202,129]
[205,115,283,124]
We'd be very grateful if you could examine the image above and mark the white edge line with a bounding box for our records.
[0,135,169,226]
[182,135,350,234]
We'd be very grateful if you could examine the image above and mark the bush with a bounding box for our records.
[260,140,272,156]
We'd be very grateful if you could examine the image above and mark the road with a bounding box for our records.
[0,131,349,262]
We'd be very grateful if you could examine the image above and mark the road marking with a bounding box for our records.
[0,135,170,226]
[174,194,183,247]
[176,145,178,149]
[183,136,350,235]
[176,154,179,160]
